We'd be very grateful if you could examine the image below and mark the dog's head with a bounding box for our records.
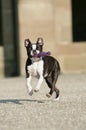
[24,38,44,58]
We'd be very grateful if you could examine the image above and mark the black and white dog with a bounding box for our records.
[24,38,60,100]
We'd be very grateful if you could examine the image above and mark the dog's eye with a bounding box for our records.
[36,45,41,50]
[27,46,32,53]
[28,45,32,50]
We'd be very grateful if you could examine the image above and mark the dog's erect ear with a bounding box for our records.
[24,39,31,47]
[37,37,44,46]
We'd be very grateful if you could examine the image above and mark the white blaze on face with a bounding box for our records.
[31,44,40,56]
[32,44,36,50]
[31,44,36,56]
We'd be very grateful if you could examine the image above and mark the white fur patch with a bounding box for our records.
[27,60,43,77]
[32,44,36,50]
[27,60,44,91]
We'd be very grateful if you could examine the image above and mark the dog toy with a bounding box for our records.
[34,51,51,58]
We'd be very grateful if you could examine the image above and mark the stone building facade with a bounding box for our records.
[0,0,86,77]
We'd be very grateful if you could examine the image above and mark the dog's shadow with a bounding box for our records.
[0,99,47,105]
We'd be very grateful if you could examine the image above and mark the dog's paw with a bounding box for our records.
[34,89,39,92]
[46,93,51,98]
[29,90,33,96]
[53,97,59,101]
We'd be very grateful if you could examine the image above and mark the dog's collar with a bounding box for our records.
[31,57,42,63]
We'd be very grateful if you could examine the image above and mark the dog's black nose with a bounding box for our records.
[33,50,37,54]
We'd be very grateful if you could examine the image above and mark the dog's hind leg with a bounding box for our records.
[45,76,54,98]
[45,70,60,99]
[54,87,59,99]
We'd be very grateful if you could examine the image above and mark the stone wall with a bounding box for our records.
[0,0,86,77]
[54,0,72,43]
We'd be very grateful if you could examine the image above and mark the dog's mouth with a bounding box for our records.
[31,51,40,58]
[33,53,38,57]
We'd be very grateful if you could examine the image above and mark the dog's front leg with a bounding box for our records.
[34,75,43,92]
[34,60,44,92]
[26,73,33,96]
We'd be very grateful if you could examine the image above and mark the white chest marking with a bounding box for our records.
[26,60,44,94]
[27,60,44,77]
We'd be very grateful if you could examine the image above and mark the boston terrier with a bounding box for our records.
[24,38,60,100]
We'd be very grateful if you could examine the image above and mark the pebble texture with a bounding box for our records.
[0,74,86,130]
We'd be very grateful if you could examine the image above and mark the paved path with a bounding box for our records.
[0,74,86,130]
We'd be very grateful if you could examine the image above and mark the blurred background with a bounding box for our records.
[0,0,86,77]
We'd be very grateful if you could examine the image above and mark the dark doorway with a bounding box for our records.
[72,0,86,42]
[0,0,3,46]
[1,0,20,77]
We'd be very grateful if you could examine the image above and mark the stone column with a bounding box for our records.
[54,0,72,44]
[1,0,20,77]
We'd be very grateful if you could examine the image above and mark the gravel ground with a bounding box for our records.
[0,74,86,130]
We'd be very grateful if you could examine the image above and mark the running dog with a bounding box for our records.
[24,38,60,100]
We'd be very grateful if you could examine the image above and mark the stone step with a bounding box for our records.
[59,54,86,73]
[56,43,86,73]
[56,42,86,56]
